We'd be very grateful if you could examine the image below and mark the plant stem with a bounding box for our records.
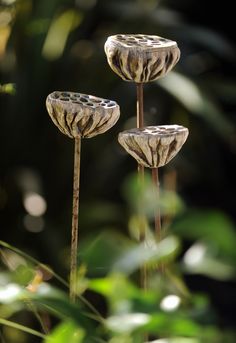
[136,83,147,290]
[70,137,81,302]
[151,168,161,241]
[152,167,164,272]
[136,83,144,128]
[136,82,145,204]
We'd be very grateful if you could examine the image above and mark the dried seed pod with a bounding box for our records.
[104,34,180,83]
[118,125,189,168]
[46,91,120,138]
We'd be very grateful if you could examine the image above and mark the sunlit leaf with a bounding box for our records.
[106,313,150,333]
[44,321,85,343]
[0,83,16,94]
[0,283,96,330]
[0,283,22,303]
[171,210,236,260]
[89,273,141,300]
[42,10,83,60]
[149,338,199,343]
[123,173,184,219]
[144,313,201,336]
[158,72,234,139]
[112,236,180,274]
[108,335,134,343]
[90,273,163,318]
[183,242,236,280]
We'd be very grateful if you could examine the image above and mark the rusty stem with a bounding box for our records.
[70,137,81,302]
[151,168,161,240]
[136,83,144,128]
[136,83,147,291]
[152,167,164,273]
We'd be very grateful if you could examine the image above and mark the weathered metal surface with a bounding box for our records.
[104,34,180,83]
[46,91,120,138]
[118,125,189,168]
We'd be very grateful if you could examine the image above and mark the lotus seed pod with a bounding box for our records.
[46,91,120,139]
[118,125,188,168]
[104,34,180,83]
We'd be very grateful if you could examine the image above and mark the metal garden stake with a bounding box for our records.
[105,34,181,278]
[46,91,120,301]
[118,125,189,270]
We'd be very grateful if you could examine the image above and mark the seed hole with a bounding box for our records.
[80,97,88,102]
[60,97,70,101]
[61,92,70,97]
[92,99,102,103]
[52,92,60,99]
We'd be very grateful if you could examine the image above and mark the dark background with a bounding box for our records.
[0,0,236,338]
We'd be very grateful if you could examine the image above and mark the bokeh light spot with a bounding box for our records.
[23,214,45,232]
[23,192,47,216]
[160,294,181,312]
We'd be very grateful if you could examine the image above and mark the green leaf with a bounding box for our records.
[0,283,22,304]
[183,242,236,280]
[44,321,85,343]
[89,273,158,314]
[106,313,150,334]
[123,173,184,219]
[0,240,68,287]
[0,318,46,339]
[158,72,234,139]
[12,264,34,286]
[81,231,134,276]
[144,313,201,337]
[42,10,83,60]
[0,283,95,330]
[89,274,140,300]
[112,236,180,274]
[171,210,236,260]
[0,83,16,94]
[149,339,199,343]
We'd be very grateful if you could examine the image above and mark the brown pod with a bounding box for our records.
[46,91,120,138]
[118,125,189,168]
[104,34,180,83]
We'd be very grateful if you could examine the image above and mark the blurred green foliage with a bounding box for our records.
[1,0,236,342]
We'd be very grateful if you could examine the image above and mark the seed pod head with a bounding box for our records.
[118,125,188,168]
[104,34,180,83]
[46,91,120,139]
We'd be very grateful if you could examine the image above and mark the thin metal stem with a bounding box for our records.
[136,82,147,291]
[136,82,145,183]
[152,167,164,273]
[70,137,81,302]
[136,83,144,128]
[151,168,161,241]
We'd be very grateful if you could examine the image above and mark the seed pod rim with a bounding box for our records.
[46,91,120,139]
[105,34,178,52]
[104,34,180,83]
[118,125,189,168]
